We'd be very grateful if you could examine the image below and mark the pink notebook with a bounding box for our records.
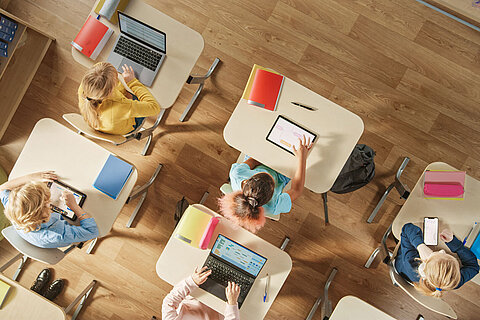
[423,170,466,200]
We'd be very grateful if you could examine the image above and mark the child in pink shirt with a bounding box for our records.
[162,267,241,320]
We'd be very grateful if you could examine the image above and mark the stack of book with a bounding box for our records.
[0,15,18,58]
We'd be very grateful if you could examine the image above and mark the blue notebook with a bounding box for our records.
[471,234,480,260]
[93,154,133,200]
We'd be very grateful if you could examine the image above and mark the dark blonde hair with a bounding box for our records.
[4,181,51,232]
[415,253,461,297]
[78,62,118,129]
[218,173,274,233]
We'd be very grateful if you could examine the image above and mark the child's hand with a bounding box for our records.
[62,190,78,210]
[292,135,313,160]
[225,281,240,305]
[29,171,57,182]
[191,266,211,286]
[121,64,136,83]
[440,229,454,242]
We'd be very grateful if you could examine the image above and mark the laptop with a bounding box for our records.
[107,11,166,86]
[200,234,267,308]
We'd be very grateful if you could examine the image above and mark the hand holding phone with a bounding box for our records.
[424,217,439,246]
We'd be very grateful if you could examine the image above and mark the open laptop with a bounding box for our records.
[199,234,267,308]
[107,11,166,86]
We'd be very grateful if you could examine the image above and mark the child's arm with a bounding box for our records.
[286,136,312,202]
[0,171,57,192]
[443,231,480,288]
[243,158,261,170]
[127,78,161,117]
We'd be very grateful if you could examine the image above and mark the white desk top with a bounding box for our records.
[72,0,204,109]
[224,77,364,193]
[392,162,480,285]
[0,273,66,320]
[156,204,292,320]
[9,118,137,237]
[329,296,396,320]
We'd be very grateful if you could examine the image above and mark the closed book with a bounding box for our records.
[93,154,133,200]
[0,30,13,42]
[175,206,218,249]
[0,48,7,57]
[71,15,113,60]
[0,40,8,50]
[241,64,281,100]
[0,24,14,36]
[0,16,18,30]
[247,69,284,111]
[0,279,11,309]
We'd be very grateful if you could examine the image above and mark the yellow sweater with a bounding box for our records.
[78,78,161,135]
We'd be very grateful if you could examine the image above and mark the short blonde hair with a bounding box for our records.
[78,62,118,129]
[415,253,461,297]
[4,181,51,232]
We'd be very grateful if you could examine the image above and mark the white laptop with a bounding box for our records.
[107,11,166,86]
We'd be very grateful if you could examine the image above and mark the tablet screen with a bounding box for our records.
[48,181,86,219]
[266,115,317,154]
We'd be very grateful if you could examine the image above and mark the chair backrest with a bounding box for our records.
[388,263,457,319]
[63,113,127,145]
[0,165,10,240]
[1,226,65,265]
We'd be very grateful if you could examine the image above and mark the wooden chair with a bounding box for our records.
[0,226,97,320]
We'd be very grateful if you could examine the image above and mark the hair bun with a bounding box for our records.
[247,196,258,208]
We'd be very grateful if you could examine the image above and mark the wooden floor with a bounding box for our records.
[1,0,480,319]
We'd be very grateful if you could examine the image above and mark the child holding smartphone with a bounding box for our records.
[0,171,99,248]
[395,223,479,296]
[78,62,161,135]
[218,136,312,233]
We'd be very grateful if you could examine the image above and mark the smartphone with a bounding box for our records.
[424,217,439,246]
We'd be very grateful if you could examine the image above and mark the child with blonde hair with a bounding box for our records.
[78,62,160,135]
[218,136,312,233]
[0,171,99,248]
[395,223,479,297]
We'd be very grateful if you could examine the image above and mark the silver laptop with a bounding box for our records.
[107,11,166,87]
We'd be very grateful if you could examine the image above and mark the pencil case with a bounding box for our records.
[423,182,464,197]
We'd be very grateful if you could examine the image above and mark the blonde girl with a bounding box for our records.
[395,223,479,297]
[78,62,160,135]
[0,171,99,248]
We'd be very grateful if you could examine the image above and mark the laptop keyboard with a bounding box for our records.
[114,36,162,71]
[205,257,253,295]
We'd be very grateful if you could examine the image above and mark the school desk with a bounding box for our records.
[392,162,480,285]
[0,273,66,320]
[329,295,396,320]
[224,76,364,194]
[156,204,292,320]
[8,118,137,251]
[71,0,205,114]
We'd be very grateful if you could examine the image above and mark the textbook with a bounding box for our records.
[0,279,11,309]
[241,64,281,100]
[0,15,18,30]
[0,30,13,42]
[93,154,133,200]
[247,69,285,111]
[0,24,15,36]
[71,15,113,60]
[423,170,466,200]
[175,206,219,249]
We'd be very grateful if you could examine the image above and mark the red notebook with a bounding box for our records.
[71,15,113,60]
[247,69,285,111]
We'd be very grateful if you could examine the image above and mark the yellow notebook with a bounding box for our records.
[0,279,11,309]
[94,0,130,24]
[241,64,281,100]
[175,206,214,248]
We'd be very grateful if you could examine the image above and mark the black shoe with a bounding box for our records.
[30,268,51,295]
[44,279,64,301]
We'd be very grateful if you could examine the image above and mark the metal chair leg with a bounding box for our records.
[65,280,97,320]
[280,237,290,251]
[306,268,338,320]
[366,183,394,223]
[180,58,221,122]
[199,191,209,205]
[86,238,98,255]
[0,253,27,281]
[322,193,329,225]
[364,247,381,268]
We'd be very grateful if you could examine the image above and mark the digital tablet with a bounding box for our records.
[47,180,86,221]
[266,115,317,154]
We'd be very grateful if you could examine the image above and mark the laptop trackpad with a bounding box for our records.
[200,279,227,301]
[119,58,144,78]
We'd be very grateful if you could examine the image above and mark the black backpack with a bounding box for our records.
[330,144,375,194]
[174,197,189,226]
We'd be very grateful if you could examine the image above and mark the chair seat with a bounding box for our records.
[63,113,128,145]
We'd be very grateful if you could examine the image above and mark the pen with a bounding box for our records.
[291,101,316,111]
[263,274,270,303]
[463,222,477,245]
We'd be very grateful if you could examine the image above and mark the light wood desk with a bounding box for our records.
[224,77,364,193]
[72,0,204,109]
[9,118,137,238]
[0,273,66,320]
[392,162,480,285]
[329,296,396,320]
[156,204,292,320]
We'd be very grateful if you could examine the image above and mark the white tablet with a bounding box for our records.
[266,115,317,154]
[47,180,86,221]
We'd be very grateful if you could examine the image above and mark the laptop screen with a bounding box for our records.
[211,234,267,277]
[118,12,166,53]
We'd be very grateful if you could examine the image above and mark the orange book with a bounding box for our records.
[247,69,284,111]
[71,15,113,60]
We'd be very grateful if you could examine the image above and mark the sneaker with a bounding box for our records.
[30,268,51,295]
[43,279,65,301]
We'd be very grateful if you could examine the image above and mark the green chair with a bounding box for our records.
[0,165,10,240]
